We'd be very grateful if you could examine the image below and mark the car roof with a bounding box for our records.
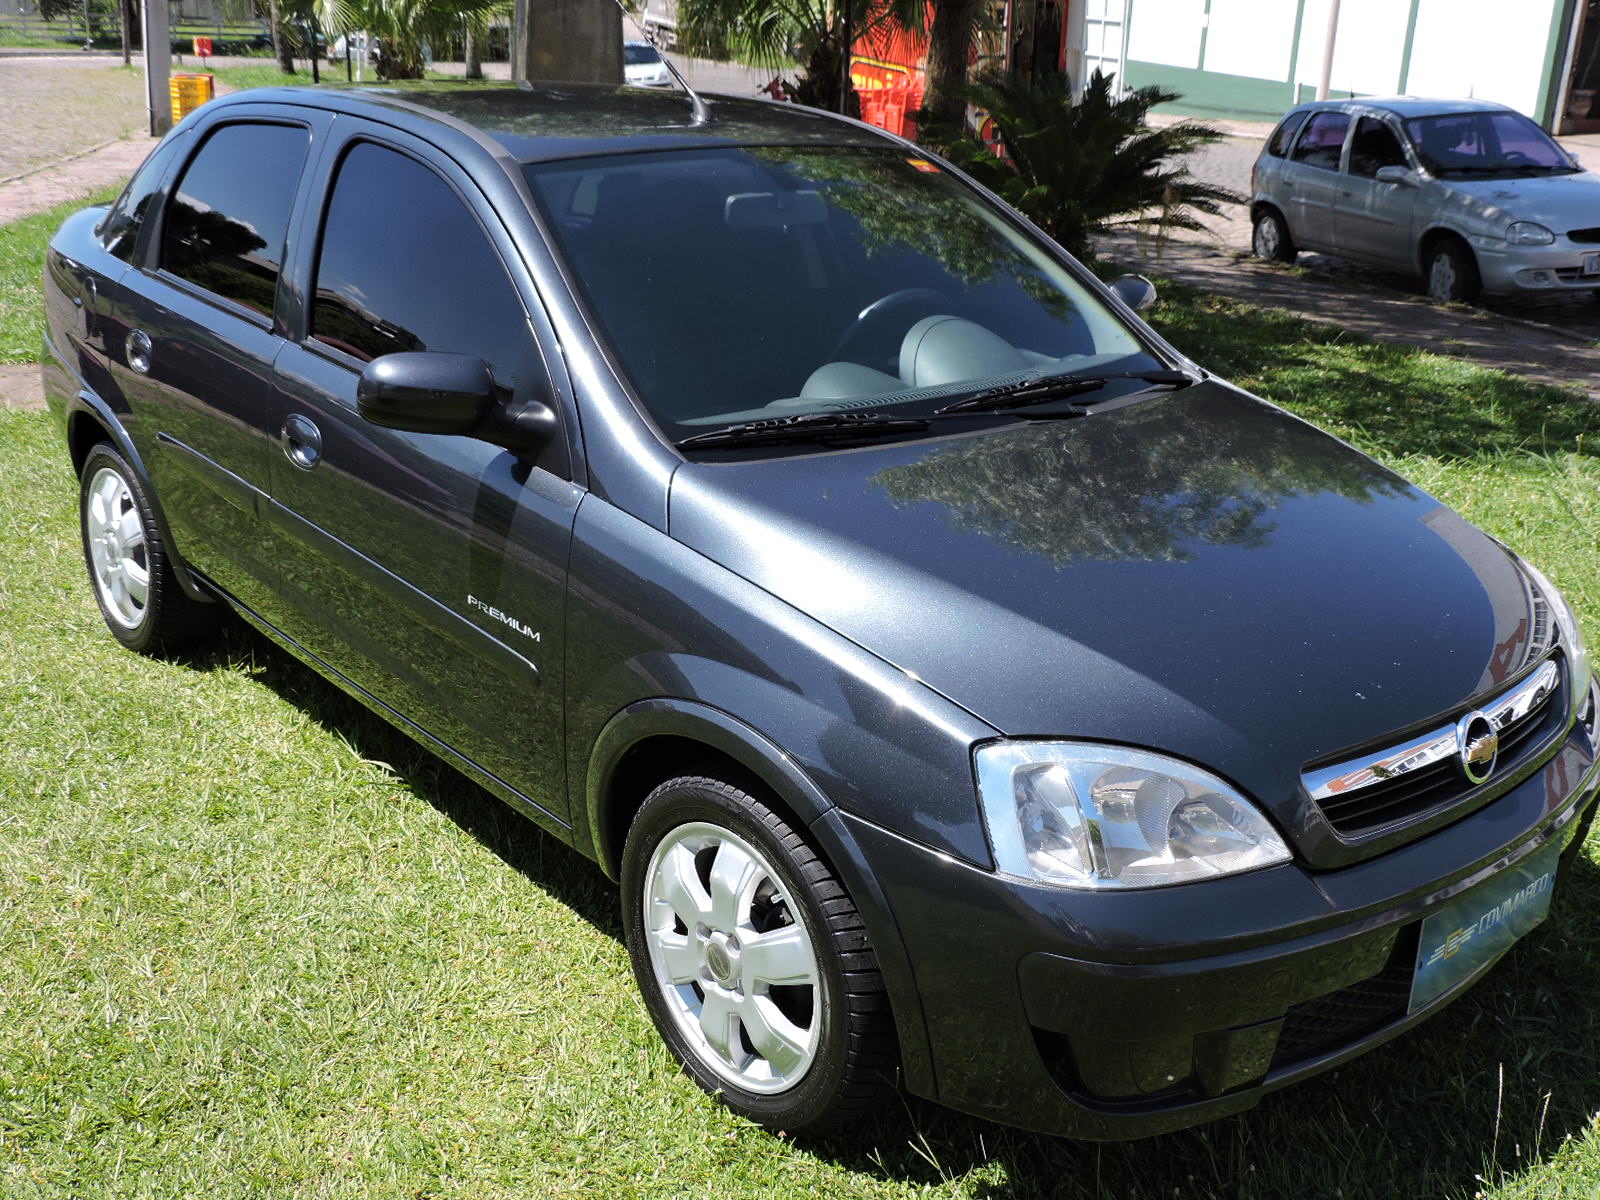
[217,83,890,164]
[1285,96,1518,120]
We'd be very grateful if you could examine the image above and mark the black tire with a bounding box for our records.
[620,773,897,1136]
[78,442,217,655]
[1251,207,1297,263]
[1425,238,1481,304]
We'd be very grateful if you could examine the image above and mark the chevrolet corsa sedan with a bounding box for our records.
[1251,97,1600,303]
[44,84,1600,1140]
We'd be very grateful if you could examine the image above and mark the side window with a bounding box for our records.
[159,122,310,316]
[1349,117,1407,178]
[310,142,529,391]
[1289,111,1350,171]
[1265,111,1310,158]
[101,131,187,263]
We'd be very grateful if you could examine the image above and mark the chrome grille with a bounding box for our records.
[1302,658,1564,837]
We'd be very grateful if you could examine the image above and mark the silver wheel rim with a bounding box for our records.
[1429,253,1457,300]
[84,466,150,630]
[1254,217,1279,259]
[642,821,822,1095]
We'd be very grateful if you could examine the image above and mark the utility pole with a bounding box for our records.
[513,0,621,84]
[143,0,171,135]
[1316,0,1341,101]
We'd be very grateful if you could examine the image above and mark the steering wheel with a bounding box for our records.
[826,288,948,370]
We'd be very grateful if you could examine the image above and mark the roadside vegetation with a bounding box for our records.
[4,188,1600,1197]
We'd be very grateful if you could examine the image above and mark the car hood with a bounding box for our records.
[1441,170,1600,229]
[667,381,1543,855]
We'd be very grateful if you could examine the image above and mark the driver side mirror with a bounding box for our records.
[1109,274,1158,312]
[357,352,558,456]
[1375,165,1419,187]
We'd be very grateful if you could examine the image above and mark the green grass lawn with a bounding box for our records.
[204,63,511,93]
[6,195,1600,1197]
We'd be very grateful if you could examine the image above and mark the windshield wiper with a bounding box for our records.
[675,411,931,449]
[934,369,1196,414]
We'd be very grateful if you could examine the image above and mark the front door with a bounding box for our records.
[267,134,580,823]
[1333,115,1419,269]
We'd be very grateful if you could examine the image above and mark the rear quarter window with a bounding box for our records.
[1265,111,1310,158]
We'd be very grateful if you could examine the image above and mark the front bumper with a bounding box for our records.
[848,683,1600,1140]
[1470,235,1600,293]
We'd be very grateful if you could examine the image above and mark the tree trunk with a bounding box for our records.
[267,0,295,75]
[516,0,621,84]
[920,0,982,129]
[465,23,481,79]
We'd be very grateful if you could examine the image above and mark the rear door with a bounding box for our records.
[1280,109,1351,253]
[109,109,324,615]
[266,125,581,826]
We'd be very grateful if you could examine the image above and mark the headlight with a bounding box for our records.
[974,742,1291,889]
[1520,559,1592,706]
[1506,222,1556,245]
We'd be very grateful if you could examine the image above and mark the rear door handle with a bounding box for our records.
[282,413,323,469]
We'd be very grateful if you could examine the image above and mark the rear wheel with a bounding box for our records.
[1425,238,1481,303]
[1252,207,1297,263]
[620,773,896,1135]
[79,442,216,655]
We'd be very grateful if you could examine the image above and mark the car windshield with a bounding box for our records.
[1402,111,1576,179]
[623,43,661,66]
[524,145,1158,444]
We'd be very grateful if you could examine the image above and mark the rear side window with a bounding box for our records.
[310,142,529,390]
[1265,111,1309,158]
[1290,111,1350,171]
[160,122,309,316]
[1349,117,1408,178]
[101,131,188,263]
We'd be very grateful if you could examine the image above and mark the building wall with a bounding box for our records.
[1116,0,1573,127]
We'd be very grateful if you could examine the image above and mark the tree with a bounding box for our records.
[677,0,922,115]
[929,69,1242,258]
[918,0,982,129]
[319,0,504,79]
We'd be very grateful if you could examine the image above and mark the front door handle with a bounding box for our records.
[281,413,323,469]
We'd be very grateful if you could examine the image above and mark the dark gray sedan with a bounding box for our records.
[42,83,1600,1141]
[1251,96,1600,302]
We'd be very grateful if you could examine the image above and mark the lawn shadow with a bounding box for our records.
[1145,277,1600,467]
[175,618,623,940]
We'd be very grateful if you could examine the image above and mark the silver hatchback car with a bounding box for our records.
[1250,97,1600,303]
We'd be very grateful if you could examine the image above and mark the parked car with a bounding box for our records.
[1251,97,1600,303]
[44,84,1599,1141]
[623,39,671,87]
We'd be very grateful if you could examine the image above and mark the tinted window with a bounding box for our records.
[1349,117,1407,178]
[1290,111,1349,171]
[1265,111,1309,158]
[624,43,661,65]
[311,142,528,389]
[102,132,188,263]
[160,122,309,315]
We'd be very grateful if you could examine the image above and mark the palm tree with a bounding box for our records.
[929,68,1241,258]
[318,0,504,80]
[677,0,922,114]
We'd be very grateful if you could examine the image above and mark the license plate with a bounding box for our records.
[1409,838,1562,1014]
[1583,252,1600,277]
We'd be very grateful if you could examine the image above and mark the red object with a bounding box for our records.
[193,36,212,58]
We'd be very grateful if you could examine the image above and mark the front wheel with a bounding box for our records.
[1426,239,1481,303]
[79,442,216,655]
[620,773,897,1135]
[1252,207,1297,263]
